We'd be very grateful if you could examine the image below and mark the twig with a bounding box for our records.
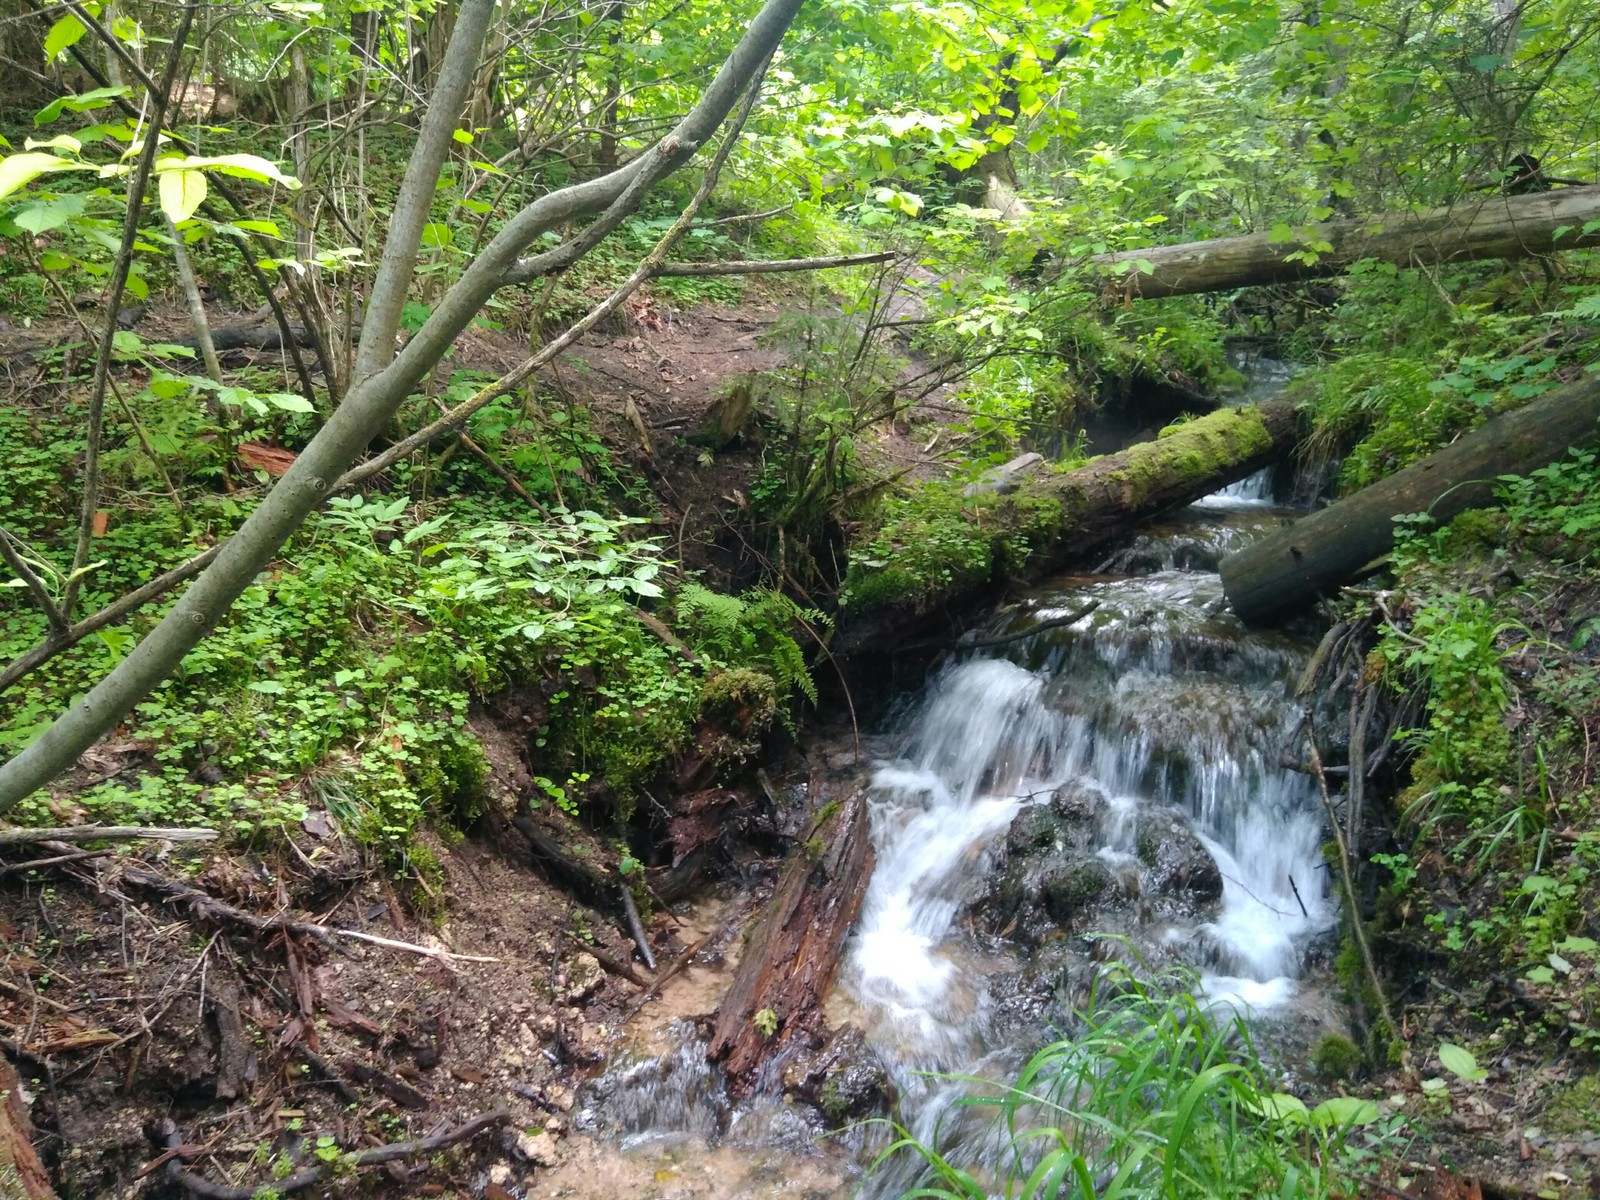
[622,933,713,1021]
[0,849,112,876]
[158,1108,509,1199]
[653,250,898,276]
[1287,872,1310,918]
[619,885,657,972]
[0,545,222,696]
[560,931,654,990]
[121,868,498,965]
[0,825,217,847]
[0,527,67,635]
[1304,720,1415,1079]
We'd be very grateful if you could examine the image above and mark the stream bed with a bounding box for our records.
[535,468,1349,1200]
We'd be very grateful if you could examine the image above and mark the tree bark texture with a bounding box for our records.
[0,1056,56,1199]
[1219,376,1600,625]
[707,787,874,1098]
[1091,186,1600,299]
[837,401,1297,654]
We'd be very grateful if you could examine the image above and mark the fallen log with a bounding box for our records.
[0,1055,57,1199]
[1219,375,1600,625]
[1091,185,1600,300]
[838,401,1297,653]
[707,786,874,1098]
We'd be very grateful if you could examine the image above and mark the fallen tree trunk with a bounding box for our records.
[1091,186,1600,300]
[707,786,873,1098]
[0,1056,56,1199]
[837,401,1297,654]
[1219,376,1600,625]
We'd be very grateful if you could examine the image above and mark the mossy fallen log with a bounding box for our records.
[836,401,1297,653]
[1090,186,1600,300]
[1219,375,1600,625]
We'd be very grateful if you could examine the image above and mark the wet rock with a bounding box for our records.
[1041,858,1115,924]
[563,953,605,1004]
[514,1129,560,1166]
[1050,780,1103,824]
[783,1024,895,1126]
[1133,810,1223,906]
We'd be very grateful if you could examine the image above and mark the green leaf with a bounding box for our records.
[1252,1093,1311,1124]
[1310,1097,1379,1127]
[43,13,87,62]
[0,151,93,200]
[266,392,313,413]
[24,133,82,153]
[452,128,474,144]
[420,222,453,248]
[1438,1042,1487,1082]
[1555,936,1598,954]
[12,193,86,234]
[34,85,130,126]
[248,680,286,694]
[232,219,282,237]
[158,167,207,222]
[164,153,300,190]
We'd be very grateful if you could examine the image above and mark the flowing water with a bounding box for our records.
[841,471,1335,1194]
[563,416,1344,1198]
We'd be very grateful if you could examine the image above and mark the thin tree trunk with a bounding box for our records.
[1218,375,1600,625]
[0,0,808,808]
[0,1057,56,1199]
[1090,186,1600,299]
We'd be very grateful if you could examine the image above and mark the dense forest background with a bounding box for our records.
[1,0,1599,1195]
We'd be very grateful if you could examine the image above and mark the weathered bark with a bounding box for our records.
[1091,186,1600,300]
[837,402,1297,654]
[708,787,874,1098]
[1219,376,1600,625]
[0,1056,56,1199]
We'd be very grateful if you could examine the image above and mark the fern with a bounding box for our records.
[675,584,822,707]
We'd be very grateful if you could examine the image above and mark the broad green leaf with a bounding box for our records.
[164,153,300,189]
[266,392,313,413]
[0,151,93,200]
[452,128,474,144]
[43,13,87,61]
[24,133,82,153]
[1252,1093,1310,1124]
[1556,936,1598,954]
[1437,1042,1486,1082]
[158,168,207,222]
[34,85,130,126]
[1310,1097,1379,1127]
[12,193,87,234]
[248,680,286,694]
[420,221,453,248]
[233,219,281,237]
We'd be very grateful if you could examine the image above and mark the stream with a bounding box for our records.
[545,387,1348,1200]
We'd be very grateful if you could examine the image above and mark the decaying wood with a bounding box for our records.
[1219,375,1600,624]
[708,787,874,1097]
[157,1108,508,1199]
[0,1055,57,1199]
[0,825,217,846]
[1092,185,1600,299]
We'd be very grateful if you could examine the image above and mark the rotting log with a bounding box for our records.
[1090,186,1600,300]
[707,787,874,1098]
[0,1055,57,1199]
[837,401,1297,654]
[1219,375,1600,625]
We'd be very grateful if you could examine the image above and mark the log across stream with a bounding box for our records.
[547,440,1352,1197]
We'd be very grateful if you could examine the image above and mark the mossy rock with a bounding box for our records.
[1311,1032,1363,1081]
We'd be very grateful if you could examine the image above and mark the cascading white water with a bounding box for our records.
[842,492,1335,1188]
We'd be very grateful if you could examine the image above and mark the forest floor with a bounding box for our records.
[0,279,940,1199]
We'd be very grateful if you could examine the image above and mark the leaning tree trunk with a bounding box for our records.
[707,787,874,1098]
[1090,186,1600,299]
[1219,375,1600,625]
[836,401,1298,654]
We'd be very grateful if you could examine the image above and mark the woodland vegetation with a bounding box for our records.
[1,0,1599,1194]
